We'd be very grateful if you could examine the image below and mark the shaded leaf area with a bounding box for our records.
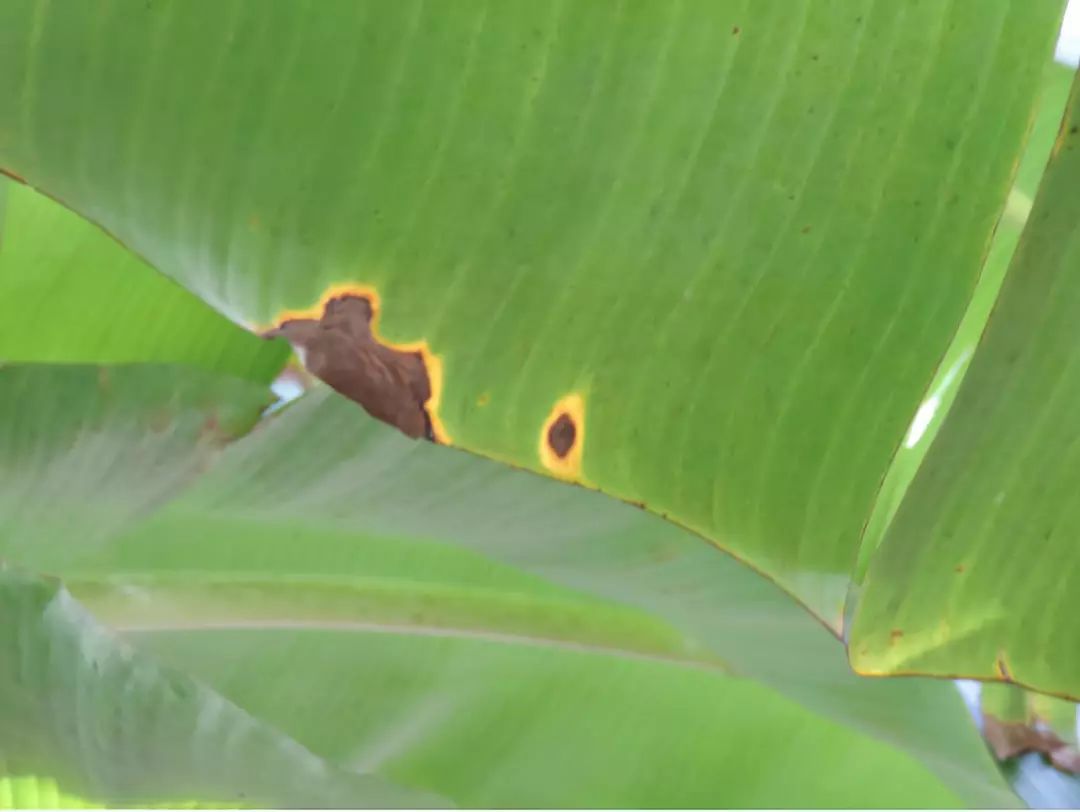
[855,59,1077,578]
[0,180,288,381]
[0,570,441,809]
[849,71,1080,698]
[0,0,1065,626]
[129,631,961,809]
[0,364,270,568]
[65,389,1014,808]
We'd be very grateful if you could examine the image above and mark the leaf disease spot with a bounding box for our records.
[261,285,448,443]
[539,393,585,481]
[547,413,576,458]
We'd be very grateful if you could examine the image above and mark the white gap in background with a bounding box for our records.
[1059,0,1080,66]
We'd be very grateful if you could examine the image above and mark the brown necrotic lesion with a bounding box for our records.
[539,393,585,480]
[547,412,576,458]
[262,295,435,441]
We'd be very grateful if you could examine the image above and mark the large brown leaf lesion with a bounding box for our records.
[262,295,435,440]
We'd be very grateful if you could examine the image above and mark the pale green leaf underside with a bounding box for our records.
[0,570,442,808]
[0,363,270,567]
[0,366,444,806]
[68,387,1011,808]
[1,361,1011,807]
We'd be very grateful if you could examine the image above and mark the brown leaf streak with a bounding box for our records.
[263,295,438,441]
[0,167,27,185]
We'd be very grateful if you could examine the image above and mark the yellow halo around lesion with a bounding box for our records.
[539,392,586,481]
[261,281,451,445]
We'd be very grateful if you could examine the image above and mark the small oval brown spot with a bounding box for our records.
[547,413,576,458]
[954,563,965,573]
[890,629,903,642]
[538,392,585,480]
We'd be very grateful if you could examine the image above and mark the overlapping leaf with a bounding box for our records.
[850,71,1080,698]
[0,179,287,379]
[6,375,1011,807]
[0,569,437,809]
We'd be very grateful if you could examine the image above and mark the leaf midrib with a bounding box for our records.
[64,573,729,675]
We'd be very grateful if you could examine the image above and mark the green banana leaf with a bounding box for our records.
[0,178,287,379]
[4,0,1080,801]
[0,0,1065,628]
[856,59,1078,576]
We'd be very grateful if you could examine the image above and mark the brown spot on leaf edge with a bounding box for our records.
[0,167,27,185]
[995,653,1013,682]
[262,291,444,442]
